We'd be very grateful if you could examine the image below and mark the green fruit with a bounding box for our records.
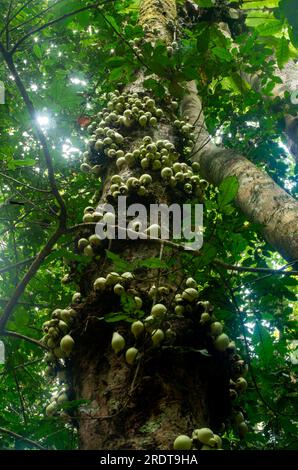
[103,212,116,225]
[57,392,68,404]
[71,292,82,304]
[121,271,134,283]
[78,238,89,250]
[186,277,197,288]
[192,428,214,445]
[125,347,139,365]
[175,305,184,315]
[151,328,164,346]
[58,321,69,334]
[182,288,199,302]
[94,277,106,291]
[213,434,222,448]
[60,335,75,354]
[106,272,121,286]
[151,303,167,317]
[210,322,223,336]
[83,213,94,223]
[234,411,244,425]
[83,245,94,257]
[139,115,147,126]
[238,421,248,437]
[139,174,152,185]
[235,377,248,392]
[89,234,102,247]
[200,312,210,323]
[46,402,57,416]
[114,283,124,296]
[80,163,91,173]
[161,167,173,180]
[111,332,125,353]
[173,435,192,450]
[131,321,144,338]
[53,347,66,359]
[134,296,143,309]
[214,333,230,351]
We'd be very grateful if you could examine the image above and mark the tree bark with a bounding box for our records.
[68,0,233,450]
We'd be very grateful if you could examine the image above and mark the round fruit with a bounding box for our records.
[111,332,125,353]
[151,303,167,318]
[192,428,214,445]
[182,288,199,302]
[72,292,81,304]
[210,322,223,336]
[89,234,102,247]
[78,238,89,250]
[131,321,144,338]
[173,435,192,450]
[186,277,197,288]
[60,335,75,354]
[238,421,248,437]
[214,333,230,351]
[114,283,124,296]
[83,245,94,257]
[235,377,248,392]
[125,347,138,365]
[213,434,222,448]
[200,312,210,323]
[46,402,57,416]
[151,329,165,346]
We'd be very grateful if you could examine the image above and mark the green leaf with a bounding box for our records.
[256,20,283,36]
[212,47,233,62]
[218,176,239,209]
[276,36,290,68]
[33,44,42,59]
[104,312,131,323]
[105,250,131,272]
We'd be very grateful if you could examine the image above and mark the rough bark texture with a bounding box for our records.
[182,81,298,263]
[69,0,234,450]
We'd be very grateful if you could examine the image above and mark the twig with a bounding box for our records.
[2,330,47,350]
[0,257,36,275]
[0,426,47,450]
[0,171,51,193]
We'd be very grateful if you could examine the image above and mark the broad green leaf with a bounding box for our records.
[218,176,239,209]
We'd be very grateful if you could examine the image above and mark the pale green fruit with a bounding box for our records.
[151,329,164,346]
[151,303,167,317]
[182,288,199,302]
[114,283,124,296]
[121,272,134,283]
[210,322,223,336]
[57,392,68,404]
[235,377,248,392]
[106,272,121,286]
[46,402,57,416]
[238,421,248,437]
[139,115,147,126]
[83,245,94,257]
[186,277,197,288]
[200,312,211,323]
[94,277,106,291]
[175,305,184,315]
[89,234,102,247]
[131,321,144,338]
[80,163,91,173]
[125,347,138,365]
[173,435,192,450]
[60,335,75,354]
[78,238,89,250]
[192,428,214,445]
[134,296,143,309]
[111,332,125,353]
[214,333,230,351]
[53,347,66,359]
[234,411,244,425]
[161,167,173,180]
[83,213,94,223]
[58,321,69,334]
[103,211,116,225]
[139,173,152,185]
[72,292,81,304]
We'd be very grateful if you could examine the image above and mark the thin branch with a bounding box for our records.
[213,258,298,277]
[13,370,27,425]
[0,426,47,450]
[0,0,37,36]
[0,299,48,307]
[2,329,47,350]
[0,257,36,275]
[0,226,64,331]
[10,1,105,54]
[0,44,67,228]
[0,171,52,193]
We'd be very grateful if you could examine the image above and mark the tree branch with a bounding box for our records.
[0,226,64,331]
[0,171,52,193]
[0,257,36,275]
[0,43,67,228]
[0,426,47,450]
[2,330,48,350]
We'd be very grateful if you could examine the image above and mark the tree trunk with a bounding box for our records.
[67,0,234,450]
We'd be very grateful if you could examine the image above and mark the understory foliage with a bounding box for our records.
[0,0,297,450]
